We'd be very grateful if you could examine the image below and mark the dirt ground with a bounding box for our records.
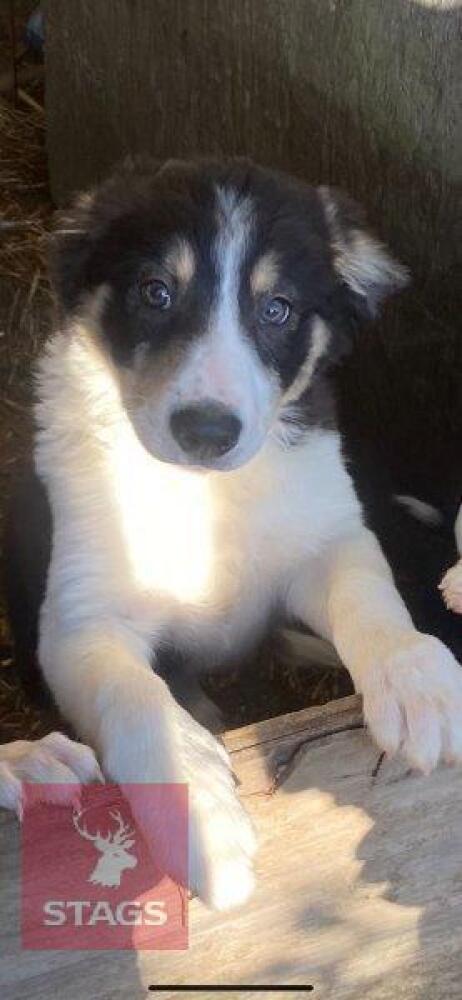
[0,7,352,745]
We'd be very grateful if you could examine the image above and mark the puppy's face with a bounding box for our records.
[52,159,407,470]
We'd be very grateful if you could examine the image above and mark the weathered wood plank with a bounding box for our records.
[225,693,364,795]
[226,692,362,752]
[46,0,461,321]
[2,694,462,999]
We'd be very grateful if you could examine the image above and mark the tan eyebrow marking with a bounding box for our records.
[250,252,280,295]
[164,238,196,285]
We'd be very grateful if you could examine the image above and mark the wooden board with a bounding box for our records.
[2,692,462,999]
[46,0,461,324]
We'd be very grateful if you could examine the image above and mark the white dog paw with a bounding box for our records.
[184,728,256,910]
[0,733,102,817]
[439,560,462,614]
[361,632,462,773]
[116,701,256,911]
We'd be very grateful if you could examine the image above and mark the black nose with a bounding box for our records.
[170,401,242,459]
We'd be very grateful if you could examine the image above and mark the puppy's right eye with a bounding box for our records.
[140,279,172,310]
[259,296,291,327]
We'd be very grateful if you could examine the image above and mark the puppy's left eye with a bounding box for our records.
[141,279,172,310]
[260,296,291,326]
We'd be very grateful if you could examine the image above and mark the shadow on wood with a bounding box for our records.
[2,696,462,998]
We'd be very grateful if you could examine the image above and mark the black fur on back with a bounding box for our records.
[336,292,462,661]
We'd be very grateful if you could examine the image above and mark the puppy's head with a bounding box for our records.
[51,158,407,470]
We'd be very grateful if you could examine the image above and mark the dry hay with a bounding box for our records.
[0,98,50,282]
[0,94,55,741]
[0,95,52,353]
[0,96,52,488]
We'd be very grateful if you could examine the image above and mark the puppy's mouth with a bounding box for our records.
[131,415,268,474]
[152,440,258,474]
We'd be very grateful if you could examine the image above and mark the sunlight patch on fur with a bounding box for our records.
[111,425,214,603]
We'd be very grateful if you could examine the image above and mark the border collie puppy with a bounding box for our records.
[3,158,462,909]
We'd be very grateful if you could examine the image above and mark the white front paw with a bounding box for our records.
[0,733,102,817]
[439,559,462,614]
[112,700,256,911]
[360,632,462,773]
[176,706,256,910]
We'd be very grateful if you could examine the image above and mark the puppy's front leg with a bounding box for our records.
[288,529,462,772]
[39,625,256,910]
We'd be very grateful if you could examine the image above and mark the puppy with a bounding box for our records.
[3,157,462,909]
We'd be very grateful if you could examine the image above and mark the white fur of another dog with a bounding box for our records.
[440,505,462,614]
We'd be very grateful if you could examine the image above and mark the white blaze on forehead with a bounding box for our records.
[178,185,263,404]
[213,187,253,330]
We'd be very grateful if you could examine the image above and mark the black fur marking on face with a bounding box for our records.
[50,156,404,402]
[232,169,375,391]
[101,244,218,367]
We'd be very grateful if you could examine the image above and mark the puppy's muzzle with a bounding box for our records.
[170,401,242,460]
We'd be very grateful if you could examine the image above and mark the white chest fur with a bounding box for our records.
[36,331,362,657]
[97,422,362,657]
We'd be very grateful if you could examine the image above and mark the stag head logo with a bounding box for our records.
[72,808,138,888]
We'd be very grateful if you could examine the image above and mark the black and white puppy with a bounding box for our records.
[3,158,462,909]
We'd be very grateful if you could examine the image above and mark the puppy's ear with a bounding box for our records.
[319,187,409,318]
[49,156,166,313]
[49,190,96,313]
